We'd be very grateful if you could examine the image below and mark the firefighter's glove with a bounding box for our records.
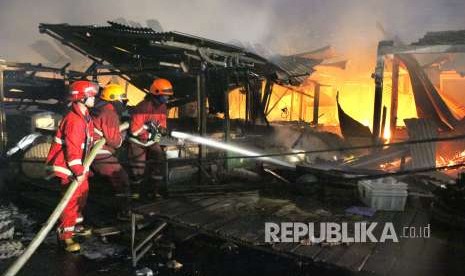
[159,127,169,137]
[148,132,162,143]
[75,174,86,184]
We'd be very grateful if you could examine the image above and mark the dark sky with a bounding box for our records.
[0,0,464,63]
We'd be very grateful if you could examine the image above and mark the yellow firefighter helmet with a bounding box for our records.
[100,84,127,102]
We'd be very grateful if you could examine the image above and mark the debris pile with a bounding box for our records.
[0,204,24,259]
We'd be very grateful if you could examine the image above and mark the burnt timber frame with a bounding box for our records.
[39,22,291,183]
[130,215,167,267]
[0,61,69,155]
[390,56,400,139]
[373,32,465,143]
[312,83,321,126]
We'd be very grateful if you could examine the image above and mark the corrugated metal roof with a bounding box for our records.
[405,118,438,169]
[270,55,321,84]
[413,30,465,46]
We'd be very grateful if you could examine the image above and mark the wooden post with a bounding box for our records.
[199,72,207,158]
[390,56,400,139]
[223,75,231,171]
[380,105,387,141]
[289,90,294,121]
[312,83,320,126]
[245,83,250,125]
[196,70,207,184]
[0,60,6,155]
[261,78,273,127]
[196,74,201,133]
[372,46,385,143]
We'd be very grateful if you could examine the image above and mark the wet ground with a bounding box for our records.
[0,192,347,276]
[2,178,465,276]
[0,221,346,276]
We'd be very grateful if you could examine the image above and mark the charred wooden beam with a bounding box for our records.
[312,83,321,126]
[197,69,207,184]
[372,42,387,144]
[381,44,465,55]
[224,74,231,171]
[380,105,387,141]
[390,56,400,139]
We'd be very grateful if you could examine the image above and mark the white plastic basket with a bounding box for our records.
[358,177,408,211]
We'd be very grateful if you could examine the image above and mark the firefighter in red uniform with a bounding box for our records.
[128,78,173,197]
[46,80,98,252]
[90,83,132,218]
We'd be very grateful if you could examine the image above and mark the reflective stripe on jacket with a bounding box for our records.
[46,103,94,179]
[130,97,166,143]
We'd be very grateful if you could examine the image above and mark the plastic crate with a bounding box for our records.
[358,177,408,211]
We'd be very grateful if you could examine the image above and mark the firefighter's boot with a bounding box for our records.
[73,224,92,237]
[64,238,81,252]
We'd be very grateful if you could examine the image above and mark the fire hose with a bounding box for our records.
[2,138,106,276]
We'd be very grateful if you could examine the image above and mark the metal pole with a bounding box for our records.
[197,68,207,184]
[312,83,320,126]
[200,71,207,158]
[390,56,400,139]
[196,74,201,184]
[0,60,6,155]
[196,74,201,133]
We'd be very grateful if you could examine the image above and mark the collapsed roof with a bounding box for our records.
[2,62,66,104]
[377,30,465,131]
[39,21,274,75]
[39,22,321,106]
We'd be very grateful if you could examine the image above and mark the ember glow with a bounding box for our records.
[228,56,420,137]
[436,150,465,169]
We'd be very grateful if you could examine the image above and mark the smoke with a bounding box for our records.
[0,0,464,65]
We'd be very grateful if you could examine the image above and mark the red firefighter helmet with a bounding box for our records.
[68,80,99,102]
[149,78,174,96]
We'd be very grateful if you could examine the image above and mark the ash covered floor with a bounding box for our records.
[1,177,465,276]
[0,203,345,276]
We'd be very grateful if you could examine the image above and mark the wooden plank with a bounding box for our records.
[270,203,328,253]
[387,210,432,275]
[361,209,417,274]
[136,199,189,218]
[206,196,294,245]
[214,213,275,245]
[134,193,236,217]
[314,244,350,265]
[293,244,324,260]
[134,196,211,218]
[201,194,262,231]
[131,192,465,275]
[175,194,259,229]
[272,242,301,253]
[331,211,396,271]
[134,199,173,215]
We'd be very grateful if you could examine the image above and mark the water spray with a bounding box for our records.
[171,131,296,169]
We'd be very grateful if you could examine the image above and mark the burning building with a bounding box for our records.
[1,7,465,275]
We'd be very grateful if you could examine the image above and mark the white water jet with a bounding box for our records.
[171,131,295,169]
